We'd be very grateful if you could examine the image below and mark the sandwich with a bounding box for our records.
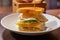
[16,7,48,32]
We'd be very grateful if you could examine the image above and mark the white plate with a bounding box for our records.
[1,13,60,35]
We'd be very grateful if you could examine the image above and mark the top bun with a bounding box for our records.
[16,7,44,14]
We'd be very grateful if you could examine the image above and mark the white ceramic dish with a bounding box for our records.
[1,13,60,35]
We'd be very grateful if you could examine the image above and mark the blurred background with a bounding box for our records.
[0,0,60,13]
[0,0,60,40]
[0,0,60,8]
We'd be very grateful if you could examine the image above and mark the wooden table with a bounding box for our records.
[46,9,60,19]
[0,8,60,40]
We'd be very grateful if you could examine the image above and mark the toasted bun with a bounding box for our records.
[32,0,42,3]
[16,7,44,13]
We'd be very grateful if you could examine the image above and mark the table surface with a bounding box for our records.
[0,7,60,40]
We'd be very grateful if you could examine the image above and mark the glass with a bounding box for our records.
[12,0,47,13]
